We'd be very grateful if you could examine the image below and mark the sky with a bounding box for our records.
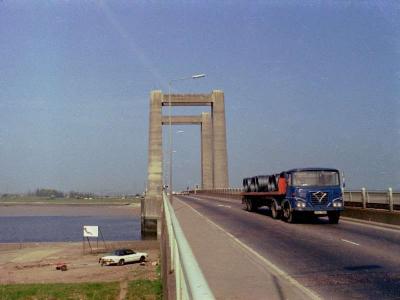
[0,0,399,194]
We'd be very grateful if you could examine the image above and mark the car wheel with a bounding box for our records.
[118,259,125,266]
[140,256,145,263]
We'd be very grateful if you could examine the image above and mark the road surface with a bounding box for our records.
[176,194,400,299]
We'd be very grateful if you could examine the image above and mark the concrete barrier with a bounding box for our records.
[342,207,400,226]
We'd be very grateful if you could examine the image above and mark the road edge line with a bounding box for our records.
[177,196,321,300]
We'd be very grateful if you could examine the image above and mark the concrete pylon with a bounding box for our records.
[201,112,213,189]
[212,90,229,188]
[143,90,163,236]
[143,90,229,235]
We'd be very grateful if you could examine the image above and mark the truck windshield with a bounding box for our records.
[291,171,339,187]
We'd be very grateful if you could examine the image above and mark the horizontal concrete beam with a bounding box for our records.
[161,115,202,125]
[162,94,212,106]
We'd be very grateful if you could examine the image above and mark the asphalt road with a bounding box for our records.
[176,194,400,300]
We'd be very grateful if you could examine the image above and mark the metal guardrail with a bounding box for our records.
[162,192,215,300]
[197,187,400,211]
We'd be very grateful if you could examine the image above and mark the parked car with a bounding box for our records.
[99,249,148,266]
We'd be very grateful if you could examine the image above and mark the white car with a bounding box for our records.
[99,248,148,266]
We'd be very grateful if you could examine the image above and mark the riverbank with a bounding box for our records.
[0,241,159,285]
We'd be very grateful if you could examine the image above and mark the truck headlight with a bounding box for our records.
[296,200,306,208]
[332,200,343,207]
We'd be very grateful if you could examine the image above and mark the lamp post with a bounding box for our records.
[168,73,206,203]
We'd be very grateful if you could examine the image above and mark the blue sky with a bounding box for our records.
[0,1,399,194]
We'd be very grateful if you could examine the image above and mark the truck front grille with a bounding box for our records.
[311,192,329,205]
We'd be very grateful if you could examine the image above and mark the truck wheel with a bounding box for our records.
[248,199,255,212]
[242,199,248,211]
[271,201,281,219]
[244,199,250,211]
[328,211,340,224]
[283,202,296,223]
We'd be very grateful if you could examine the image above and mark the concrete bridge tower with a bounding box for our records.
[142,90,229,235]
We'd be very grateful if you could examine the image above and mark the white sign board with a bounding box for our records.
[83,225,99,237]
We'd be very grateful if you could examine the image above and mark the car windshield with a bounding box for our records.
[291,171,339,187]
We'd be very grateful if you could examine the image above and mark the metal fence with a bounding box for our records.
[162,192,215,300]
[196,187,400,211]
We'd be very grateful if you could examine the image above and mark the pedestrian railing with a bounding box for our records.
[162,192,215,300]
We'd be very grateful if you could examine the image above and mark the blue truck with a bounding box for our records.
[242,168,344,223]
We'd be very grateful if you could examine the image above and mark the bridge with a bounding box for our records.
[142,91,400,299]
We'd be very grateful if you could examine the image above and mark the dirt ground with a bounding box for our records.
[0,240,159,284]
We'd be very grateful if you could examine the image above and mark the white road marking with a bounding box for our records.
[177,196,321,300]
[217,204,231,208]
[341,239,360,246]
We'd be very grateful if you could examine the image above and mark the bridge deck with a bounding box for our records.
[172,195,315,300]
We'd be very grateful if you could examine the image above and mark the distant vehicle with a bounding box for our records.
[242,168,344,224]
[99,249,148,266]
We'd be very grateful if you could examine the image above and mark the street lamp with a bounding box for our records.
[168,73,206,203]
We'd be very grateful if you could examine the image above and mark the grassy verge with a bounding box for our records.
[0,282,119,300]
[0,279,163,300]
[126,280,162,300]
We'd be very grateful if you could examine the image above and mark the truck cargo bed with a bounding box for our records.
[241,191,285,197]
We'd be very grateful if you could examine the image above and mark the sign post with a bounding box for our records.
[82,225,106,254]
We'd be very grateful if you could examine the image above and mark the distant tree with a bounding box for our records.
[68,191,96,199]
[35,188,64,198]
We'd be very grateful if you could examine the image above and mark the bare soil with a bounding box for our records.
[0,240,159,284]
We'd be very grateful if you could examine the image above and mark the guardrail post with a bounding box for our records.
[361,187,367,209]
[388,187,394,212]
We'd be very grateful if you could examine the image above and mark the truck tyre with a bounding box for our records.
[328,211,340,224]
[248,199,255,212]
[271,201,281,219]
[244,199,250,211]
[242,199,248,211]
[283,202,296,223]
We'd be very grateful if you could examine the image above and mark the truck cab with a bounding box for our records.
[282,168,344,223]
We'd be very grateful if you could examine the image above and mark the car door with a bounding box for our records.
[125,249,136,263]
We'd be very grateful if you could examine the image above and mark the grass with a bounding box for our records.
[0,195,142,205]
[126,280,162,300]
[0,280,163,300]
[0,282,119,300]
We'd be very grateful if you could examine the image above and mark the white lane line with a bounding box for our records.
[177,196,321,300]
[217,204,231,208]
[341,239,360,246]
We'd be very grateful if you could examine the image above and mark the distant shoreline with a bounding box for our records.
[0,202,140,206]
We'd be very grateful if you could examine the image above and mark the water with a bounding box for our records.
[0,215,141,242]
